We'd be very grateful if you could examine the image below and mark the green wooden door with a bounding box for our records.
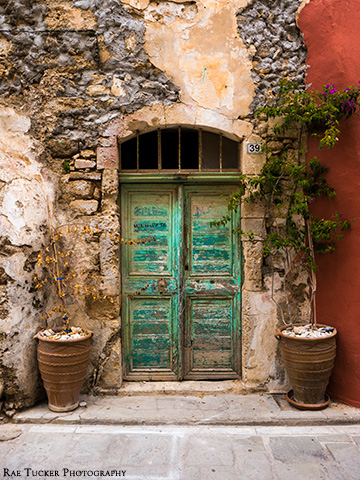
[121,184,241,380]
[183,186,241,379]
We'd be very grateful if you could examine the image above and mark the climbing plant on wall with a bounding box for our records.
[214,80,360,326]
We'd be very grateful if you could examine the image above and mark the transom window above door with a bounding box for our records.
[119,127,240,173]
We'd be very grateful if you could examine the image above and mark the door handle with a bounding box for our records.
[157,278,167,294]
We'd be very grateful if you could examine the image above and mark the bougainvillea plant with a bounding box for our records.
[264,80,360,148]
[214,80,359,326]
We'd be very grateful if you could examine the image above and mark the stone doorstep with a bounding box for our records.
[11,386,360,427]
[116,380,254,396]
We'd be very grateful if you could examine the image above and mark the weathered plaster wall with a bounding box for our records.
[142,0,254,117]
[298,0,360,408]
[0,107,54,412]
[0,0,310,411]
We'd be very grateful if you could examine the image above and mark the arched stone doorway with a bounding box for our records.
[119,127,242,380]
[96,103,279,389]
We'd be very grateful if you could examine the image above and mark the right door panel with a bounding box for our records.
[183,186,241,379]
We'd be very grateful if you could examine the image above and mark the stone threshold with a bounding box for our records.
[98,380,268,396]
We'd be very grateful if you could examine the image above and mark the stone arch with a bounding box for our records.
[96,102,262,172]
[95,102,280,391]
[97,103,277,388]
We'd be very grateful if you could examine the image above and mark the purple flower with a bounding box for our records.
[322,84,338,96]
[343,99,355,113]
[324,84,337,94]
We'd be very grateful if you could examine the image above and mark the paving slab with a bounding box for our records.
[12,393,360,427]
[1,424,360,480]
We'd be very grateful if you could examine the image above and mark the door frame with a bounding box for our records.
[120,174,242,381]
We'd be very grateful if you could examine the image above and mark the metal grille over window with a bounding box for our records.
[120,128,239,173]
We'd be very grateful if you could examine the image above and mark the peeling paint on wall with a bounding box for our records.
[131,0,254,117]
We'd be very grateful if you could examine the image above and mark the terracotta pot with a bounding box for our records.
[34,330,93,412]
[275,324,337,409]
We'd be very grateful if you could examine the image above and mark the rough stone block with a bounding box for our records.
[70,200,98,215]
[97,146,119,170]
[69,172,102,181]
[127,103,166,131]
[102,169,118,196]
[242,290,275,317]
[242,241,263,291]
[99,136,117,147]
[110,76,127,97]
[101,170,119,213]
[102,116,126,137]
[241,199,265,219]
[69,180,94,198]
[75,159,96,169]
[230,118,253,139]
[241,135,266,175]
[80,149,96,159]
[122,0,150,10]
[86,84,111,96]
[195,107,234,133]
[165,102,196,127]
[240,218,266,239]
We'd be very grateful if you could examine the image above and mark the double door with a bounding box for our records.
[121,184,241,380]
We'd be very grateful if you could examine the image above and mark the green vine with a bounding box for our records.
[214,80,359,325]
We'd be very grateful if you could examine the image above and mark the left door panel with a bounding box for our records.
[121,185,181,380]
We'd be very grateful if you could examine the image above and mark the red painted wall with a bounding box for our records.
[298,0,360,407]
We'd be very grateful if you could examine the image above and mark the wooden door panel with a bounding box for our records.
[129,297,172,368]
[187,298,234,371]
[128,192,172,276]
[129,298,172,369]
[189,194,233,276]
[121,185,180,380]
[184,186,241,379]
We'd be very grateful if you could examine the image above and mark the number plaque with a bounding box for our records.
[246,143,263,154]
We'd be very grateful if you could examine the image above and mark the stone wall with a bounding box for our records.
[0,0,309,413]
[237,0,307,111]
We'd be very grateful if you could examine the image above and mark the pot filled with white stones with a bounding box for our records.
[34,327,93,412]
[275,324,337,410]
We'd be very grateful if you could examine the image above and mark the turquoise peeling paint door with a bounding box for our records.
[183,186,241,379]
[121,184,241,380]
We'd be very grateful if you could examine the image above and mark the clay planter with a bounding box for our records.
[34,330,93,412]
[275,324,337,410]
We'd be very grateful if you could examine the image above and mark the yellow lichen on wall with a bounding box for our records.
[139,0,254,117]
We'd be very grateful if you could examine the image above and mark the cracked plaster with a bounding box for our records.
[138,0,255,117]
